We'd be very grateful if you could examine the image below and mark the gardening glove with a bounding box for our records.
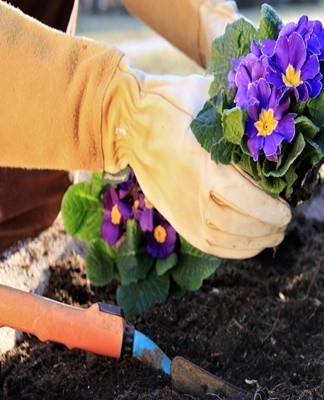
[103,57,291,259]
[124,0,240,68]
[0,2,291,259]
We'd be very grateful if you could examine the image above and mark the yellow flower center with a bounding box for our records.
[133,199,139,210]
[111,204,122,225]
[283,64,303,87]
[154,225,167,244]
[144,197,153,209]
[254,108,278,136]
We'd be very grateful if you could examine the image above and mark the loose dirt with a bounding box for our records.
[1,185,323,400]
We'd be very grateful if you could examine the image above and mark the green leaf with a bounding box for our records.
[116,220,153,285]
[295,116,320,139]
[61,182,104,242]
[172,237,221,291]
[211,140,237,165]
[116,270,170,318]
[284,167,299,197]
[156,253,178,276]
[89,173,109,191]
[304,136,324,164]
[209,18,258,96]
[191,93,227,153]
[258,4,282,39]
[307,91,324,128]
[222,107,245,145]
[191,100,221,153]
[257,174,287,197]
[262,133,305,178]
[86,239,117,286]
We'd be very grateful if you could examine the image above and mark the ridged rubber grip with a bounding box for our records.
[0,284,125,358]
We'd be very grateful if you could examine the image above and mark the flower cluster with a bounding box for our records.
[102,170,177,259]
[192,5,324,203]
[229,15,324,162]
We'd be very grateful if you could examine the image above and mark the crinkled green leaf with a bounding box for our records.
[304,136,324,164]
[307,90,324,128]
[156,253,178,276]
[61,182,103,242]
[116,220,153,285]
[191,93,226,153]
[116,270,170,318]
[257,174,287,196]
[86,239,117,286]
[284,167,299,198]
[209,18,257,96]
[222,107,245,145]
[258,4,282,39]
[211,140,237,165]
[315,130,324,153]
[172,237,221,291]
[191,100,221,153]
[263,133,305,178]
[295,116,320,139]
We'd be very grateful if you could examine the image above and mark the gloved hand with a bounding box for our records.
[102,57,291,259]
[124,0,240,68]
[0,2,291,259]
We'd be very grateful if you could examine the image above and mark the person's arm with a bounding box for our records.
[124,0,240,68]
[0,1,123,172]
[0,2,291,258]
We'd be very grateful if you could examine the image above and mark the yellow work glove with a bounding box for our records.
[102,58,291,259]
[124,0,240,68]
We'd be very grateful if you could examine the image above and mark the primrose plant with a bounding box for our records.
[62,170,221,318]
[192,5,324,206]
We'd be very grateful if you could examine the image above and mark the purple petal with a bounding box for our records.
[274,35,290,71]
[301,54,320,80]
[263,134,281,158]
[102,219,121,246]
[288,33,307,70]
[306,74,323,98]
[145,223,177,259]
[247,136,264,161]
[117,201,132,219]
[140,207,155,232]
[275,114,296,143]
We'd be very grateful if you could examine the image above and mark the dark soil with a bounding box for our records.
[1,192,324,399]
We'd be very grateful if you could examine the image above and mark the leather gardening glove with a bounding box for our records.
[124,0,240,68]
[0,2,291,259]
[103,58,291,259]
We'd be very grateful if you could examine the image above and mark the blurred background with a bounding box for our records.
[78,0,319,14]
[76,0,324,76]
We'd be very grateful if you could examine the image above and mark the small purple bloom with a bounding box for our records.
[245,78,296,162]
[145,221,177,259]
[229,42,268,107]
[280,15,324,60]
[261,16,324,60]
[265,32,322,101]
[102,187,132,246]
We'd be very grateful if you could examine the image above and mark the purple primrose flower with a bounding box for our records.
[265,32,322,101]
[134,194,157,232]
[245,78,296,161]
[229,41,268,108]
[101,169,178,259]
[102,187,132,246]
[145,221,177,259]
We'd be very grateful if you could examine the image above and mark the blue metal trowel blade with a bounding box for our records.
[132,330,171,375]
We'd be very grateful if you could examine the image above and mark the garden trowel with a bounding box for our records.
[0,284,249,399]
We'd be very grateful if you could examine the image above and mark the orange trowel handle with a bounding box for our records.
[0,284,126,358]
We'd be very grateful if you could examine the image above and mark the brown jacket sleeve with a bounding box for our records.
[0,1,123,172]
[124,0,238,68]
